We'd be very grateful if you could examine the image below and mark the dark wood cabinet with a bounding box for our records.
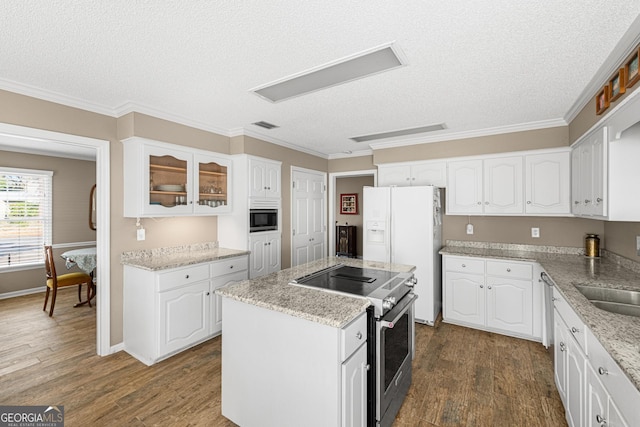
[336,225,357,258]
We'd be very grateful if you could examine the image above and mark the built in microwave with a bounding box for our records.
[249,209,278,232]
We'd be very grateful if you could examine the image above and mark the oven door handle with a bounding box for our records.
[379,293,417,329]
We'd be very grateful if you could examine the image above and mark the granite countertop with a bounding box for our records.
[216,257,416,329]
[121,242,250,271]
[440,241,640,391]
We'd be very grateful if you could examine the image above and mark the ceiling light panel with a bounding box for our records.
[251,43,406,103]
[350,123,446,143]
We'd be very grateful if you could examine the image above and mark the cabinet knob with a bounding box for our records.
[584,199,591,204]
[574,201,580,205]
[559,342,565,352]
[484,201,489,205]
[527,201,531,204]
[206,292,210,296]
[461,264,466,268]
[356,332,362,340]
[596,197,603,203]
[229,265,233,269]
[479,284,484,288]
[595,414,606,425]
[571,326,579,334]
[185,274,190,279]
[598,367,608,375]
[506,268,511,272]
[477,202,482,205]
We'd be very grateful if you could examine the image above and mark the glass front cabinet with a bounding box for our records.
[123,137,232,217]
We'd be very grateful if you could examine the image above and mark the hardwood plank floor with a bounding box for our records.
[0,290,566,426]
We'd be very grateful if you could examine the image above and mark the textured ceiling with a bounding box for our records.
[1,1,640,158]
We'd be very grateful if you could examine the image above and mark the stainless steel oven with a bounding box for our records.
[375,293,416,427]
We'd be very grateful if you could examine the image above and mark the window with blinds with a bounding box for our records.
[0,167,53,270]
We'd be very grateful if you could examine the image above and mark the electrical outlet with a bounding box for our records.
[466,223,474,235]
[637,235,640,256]
[531,227,540,238]
[137,228,146,241]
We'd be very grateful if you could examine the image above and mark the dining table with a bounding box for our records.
[60,247,96,307]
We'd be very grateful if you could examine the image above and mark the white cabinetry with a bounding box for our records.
[123,255,248,365]
[525,151,571,214]
[571,112,640,220]
[443,255,540,341]
[122,137,232,217]
[249,231,281,278]
[222,298,367,427]
[447,150,570,216]
[447,156,522,215]
[377,161,446,187]
[249,157,281,198]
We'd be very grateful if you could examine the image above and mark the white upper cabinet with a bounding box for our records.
[483,156,523,214]
[377,161,446,187]
[122,137,232,217]
[570,91,640,221]
[249,157,281,198]
[446,159,483,214]
[525,151,571,215]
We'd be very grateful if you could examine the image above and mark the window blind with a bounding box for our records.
[0,167,53,270]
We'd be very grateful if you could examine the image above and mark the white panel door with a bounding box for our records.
[444,272,484,326]
[377,165,410,186]
[446,160,483,214]
[341,344,367,427]
[525,152,570,214]
[485,277,533,336]
[571,146,583,215]
[590,131,607,217]
[292,169,326,267]
[579,141,594,215]
[411,162,447,187]
[158,281,210,356]
[264,162,281,198]
[211,271,249,335]
[249,235,267,278]
[483,156,523,214]
[265,233,281,274]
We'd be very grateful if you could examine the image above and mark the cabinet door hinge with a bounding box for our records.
[292,229,296,236]
[292,181,295,189]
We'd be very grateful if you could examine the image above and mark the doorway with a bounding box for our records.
[0,123,111,356]
[328,169,377,257]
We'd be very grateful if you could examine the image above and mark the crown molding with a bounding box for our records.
[564,14,640,123]
[113,102,232,137]
[327,149,373,159]
[368,118,567,150]
[0,77,117,117]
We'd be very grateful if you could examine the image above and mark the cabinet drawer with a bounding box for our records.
[157,264,210,292]
[552,287,587,353]
[486,260,532,279]
[341,313,367,361]
[444,256,484,274]
[586,328,640,419]
[211,256,249,277]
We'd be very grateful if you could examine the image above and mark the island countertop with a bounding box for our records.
[216,257,416,329]
[440,242,640,392]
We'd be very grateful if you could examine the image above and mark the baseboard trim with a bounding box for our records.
[0,287,43,300]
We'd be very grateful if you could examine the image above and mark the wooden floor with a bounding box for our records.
[0,290,566,426]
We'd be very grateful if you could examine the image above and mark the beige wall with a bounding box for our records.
[329,155,375,173]
[0,150,96,294]
[335,176,374,257]
[604,222,640,260]
[373,126,569,164]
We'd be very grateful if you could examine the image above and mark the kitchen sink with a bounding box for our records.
[574,284,640,317]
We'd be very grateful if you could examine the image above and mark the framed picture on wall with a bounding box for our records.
[609,68,626,102]
[625,48,640,88]
[595,85,610,115]
[340,193,358,214]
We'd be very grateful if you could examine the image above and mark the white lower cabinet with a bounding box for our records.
[249,231,281,278]
[553,286,639,427]
[221,297,367,427]
[443,255,539,340]
[123,255,248,365]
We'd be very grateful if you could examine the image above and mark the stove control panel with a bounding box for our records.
[382,296,396,310]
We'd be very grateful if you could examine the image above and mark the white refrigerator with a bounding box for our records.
[363,186,443,324]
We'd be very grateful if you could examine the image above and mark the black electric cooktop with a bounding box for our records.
[292,265,398,297]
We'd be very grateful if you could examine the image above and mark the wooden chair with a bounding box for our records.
[43,245,92,317]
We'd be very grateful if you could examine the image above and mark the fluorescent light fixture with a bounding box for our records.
[252,121,279,130]
[251,42,406,103]
[350,123,446,143]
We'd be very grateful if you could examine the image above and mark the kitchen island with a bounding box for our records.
[216,257,415,427]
